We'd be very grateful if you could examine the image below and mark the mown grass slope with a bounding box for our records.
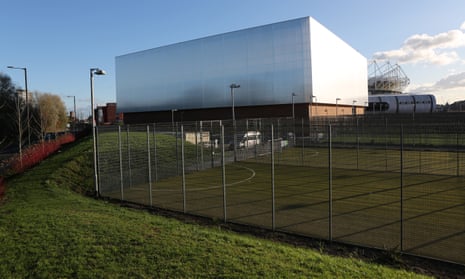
[0,138,431,278]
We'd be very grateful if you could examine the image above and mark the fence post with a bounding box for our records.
[96,126,101,196]
[271,123,276,231]
[385,118,388,171]
[176,122,179,176]
[328,124,333,242]
[457,123,460,177]
[195,121,199,171]
[118,126,124,201]
[181,125,186,213]
[418,127,422,174]
[209,121,214,168]
[400,124,404,252]
[245,119,249,159]
[152,123,158,182]
[254,120,258,160]
[126,126,133,188]
[293,117,296,146]
[356,117,360,170]
[221,125,227,221]
[301,118,305,165]
[200,121,204,170]
[147,125,153,207]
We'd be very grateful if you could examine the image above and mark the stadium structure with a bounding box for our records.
[115,17,368,123]
[367,61,436,114]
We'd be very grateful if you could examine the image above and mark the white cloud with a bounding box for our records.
[407,71,465,93]
[373,24,465,65]
[461,21,465,30]
[435,71,465,88]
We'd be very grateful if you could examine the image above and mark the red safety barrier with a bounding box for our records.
[3,134,76,177]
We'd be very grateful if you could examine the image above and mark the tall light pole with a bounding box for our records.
[90,68,106,196]
[291,92,296,119]
[336,98,341,117]
[291,92,297,146]
[171,109,178,133]
[230,83,240,162]
[352,100,357,116]
[15,90,23,168]
[7,66,30,146]
[67,95,76,131]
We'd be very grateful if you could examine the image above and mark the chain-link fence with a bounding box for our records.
[96,117,465,265]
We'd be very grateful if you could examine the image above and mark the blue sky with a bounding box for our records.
[2,0,465,116]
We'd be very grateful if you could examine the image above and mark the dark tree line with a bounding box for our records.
[0,73,20,149]
[0,72,68,153]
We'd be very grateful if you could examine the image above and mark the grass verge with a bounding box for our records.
[0,138,434,278]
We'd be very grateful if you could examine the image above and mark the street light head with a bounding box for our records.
[7,65,26,70]
[230,83,240,89]
[94,69,106,75]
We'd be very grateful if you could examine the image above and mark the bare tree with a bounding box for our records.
[36,93,68,139]
[30,91,45,143]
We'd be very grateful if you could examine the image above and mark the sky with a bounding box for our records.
[1,0,465,117]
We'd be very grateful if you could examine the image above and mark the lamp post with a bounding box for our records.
[67,95,76,131]
[14,90,23,168]
[171,109,178,133]
[90,68,106,196]
[291,93,297,145]
[7,66,30,146]
[336,98,341,117]
[230,83,240,162]
[352,100,357,116]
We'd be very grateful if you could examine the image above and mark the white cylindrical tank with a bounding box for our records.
[367,94,436,114]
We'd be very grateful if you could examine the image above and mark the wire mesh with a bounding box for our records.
[96,125,121,199]
[96,116,465,265]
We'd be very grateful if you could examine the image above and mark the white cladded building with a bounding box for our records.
[115,16,368,123]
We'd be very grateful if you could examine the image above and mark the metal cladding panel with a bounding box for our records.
[309,18,368,106]
[413,94,436,113]
[116,17,312,113]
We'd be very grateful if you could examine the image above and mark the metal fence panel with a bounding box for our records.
[222,119,273,228]
[148,123,184,211]
[120,125,151,205]
[274,120,330,239]
[183,122,225,219]
[402,124,465,264]
[96,116,465,265]
[97,125,121,199]
[331,123,401,249]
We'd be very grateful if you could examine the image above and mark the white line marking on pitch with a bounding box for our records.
[142,165,257,192]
